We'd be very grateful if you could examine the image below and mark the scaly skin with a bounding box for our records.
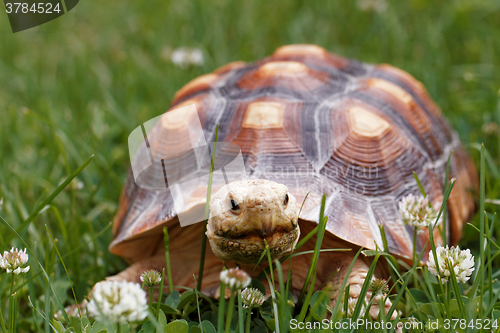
[206,179,299,264]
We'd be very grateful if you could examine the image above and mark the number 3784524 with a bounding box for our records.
[443,318,499,330]
[5,2,61,14]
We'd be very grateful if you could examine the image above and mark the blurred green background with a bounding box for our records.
[0,0,499,324]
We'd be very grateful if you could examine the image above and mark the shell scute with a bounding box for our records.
[111,45,477,262]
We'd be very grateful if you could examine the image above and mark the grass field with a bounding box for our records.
[0,0,499,332]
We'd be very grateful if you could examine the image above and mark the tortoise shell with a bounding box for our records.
[110,44,477,263]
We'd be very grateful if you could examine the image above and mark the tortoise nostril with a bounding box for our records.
[259,226,272,238]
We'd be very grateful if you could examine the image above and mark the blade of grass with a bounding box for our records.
[487,213,495,307]
[9,155,94,243]
[262,264,280,333]
[414,169,455,318]
[264,240,276,299]
[8,275,15,333]
[163,227,174,293]
[43,239,56,333]
[482,281,500,321]
[297,194,327,307]
[483,212,493,310]
[297,192,310,218]
[466,223,500,251]
[255,224,319,281]
[294,226,318,250]
[479,144,486,316]
[0,304,6,333]
[387,241,428,319]
[291,248,350,257]
[413,171,427,198]
[298,269,317,323]
[45,225,83,327]
[283,193,310,301]
[146,312,165,332]
[197,124,219,291]
[44,279,50,333]
[330,247,363,321]
[218,270,226,333]
[419,273,438,305]
[251,248,270,277]
[378,225,401,293]
[442,151,452,246]
[470,143,499,179]
[47,206,69,246]
[55,134,81,279]
[342,284,350,319]
[274,260,287,333]
[352,253,381,319]
[446,260,465,314]
[193,275,203,325]
[224,290,236,333]
[155,269,166,319]
[27,297,60,332]
[237,290,244,333]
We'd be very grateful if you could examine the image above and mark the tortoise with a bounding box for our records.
[105,44,477,316]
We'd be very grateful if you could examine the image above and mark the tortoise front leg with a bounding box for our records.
[323,253,395,320]
[105,254,168,285]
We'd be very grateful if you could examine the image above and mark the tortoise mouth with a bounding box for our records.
[207,227,300,265]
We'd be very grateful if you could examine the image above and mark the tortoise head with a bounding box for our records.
[206,179,300,265]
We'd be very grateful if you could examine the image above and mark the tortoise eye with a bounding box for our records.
[230,199,240,212]
[283,194,289,206]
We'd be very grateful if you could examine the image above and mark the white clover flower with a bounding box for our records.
[398,194,442,229]
[341,297,366,318]
[171,47,204,68]
[427,246,475,284]
[0,247,30,274]
[220,268,251,290]
[241,288,265,308]
[140,270,161,287]
[72,178,84,190]
[87,281,148,323]
[405,316,421,329]
[356,0,388,13]
[482,122,499,135]
[54,300,88,322]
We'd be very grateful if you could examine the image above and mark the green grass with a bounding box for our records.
[0,0,499,332]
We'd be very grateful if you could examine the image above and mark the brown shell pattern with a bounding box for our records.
[111,44,477,262]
